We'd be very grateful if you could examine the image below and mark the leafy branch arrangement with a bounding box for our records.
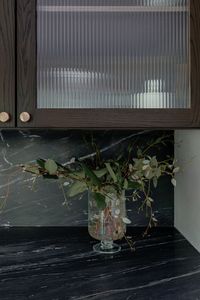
[22,134,179,235]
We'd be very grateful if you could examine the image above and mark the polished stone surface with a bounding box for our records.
[0,130,173,227]
[0,227,200,300]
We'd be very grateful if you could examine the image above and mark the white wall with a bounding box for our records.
[175,130,200,253]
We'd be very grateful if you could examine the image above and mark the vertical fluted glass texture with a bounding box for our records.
[37,0,190,109]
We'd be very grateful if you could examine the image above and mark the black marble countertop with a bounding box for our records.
[0,227,200,300]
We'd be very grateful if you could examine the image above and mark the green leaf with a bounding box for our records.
[155,167,161,178]
[93,168,107,178]
[36,158,45,169]
[146,199,152,208]
[116,154,123,161]
[67,181,87,197]
[94,193,106,210]
[173,167,180,174]
[103,185,117,195]
[81,163,101,186]
[137,148,143,157]
[70,170,85,180]
[116,164,123,184]
[146,197,154,208]
[171,178,177,187]
[145,169,154,180]
[153,177,158,188]
[122,217,132,224]
[123,178,128,189]
[127,181,141,190]
[150,156,158,168]
[105,163,117,183]
[44,159,58,175]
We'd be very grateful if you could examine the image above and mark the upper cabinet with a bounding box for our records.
[1,0,200,128]
[0,0,15,127]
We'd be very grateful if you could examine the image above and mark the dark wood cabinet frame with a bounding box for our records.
[17,0,200,129]
[0,0,15,128]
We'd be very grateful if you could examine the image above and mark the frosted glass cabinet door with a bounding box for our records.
[37,0,190,109]
[17,0,200,128]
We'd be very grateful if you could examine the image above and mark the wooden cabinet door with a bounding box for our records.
[0,0,15,128]
[17,0,200,128]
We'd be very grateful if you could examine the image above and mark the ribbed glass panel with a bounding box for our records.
[37,0,190,109]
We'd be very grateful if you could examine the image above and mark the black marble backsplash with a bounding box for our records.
[0,130,174,227]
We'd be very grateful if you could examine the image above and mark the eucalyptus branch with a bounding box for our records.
[123,234,136,251]
[141,134,173,156]
[79,130,150,162]
[143,206,153,237]
[20,134,177,247]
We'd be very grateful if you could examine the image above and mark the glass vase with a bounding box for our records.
[88,191,126,254]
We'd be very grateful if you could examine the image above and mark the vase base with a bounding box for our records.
[93,241,121,254]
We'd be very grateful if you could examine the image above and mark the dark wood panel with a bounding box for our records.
[190,0,200,126]
[17,0,36,125]
[0,0,15,127]
[15,108,194,129]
